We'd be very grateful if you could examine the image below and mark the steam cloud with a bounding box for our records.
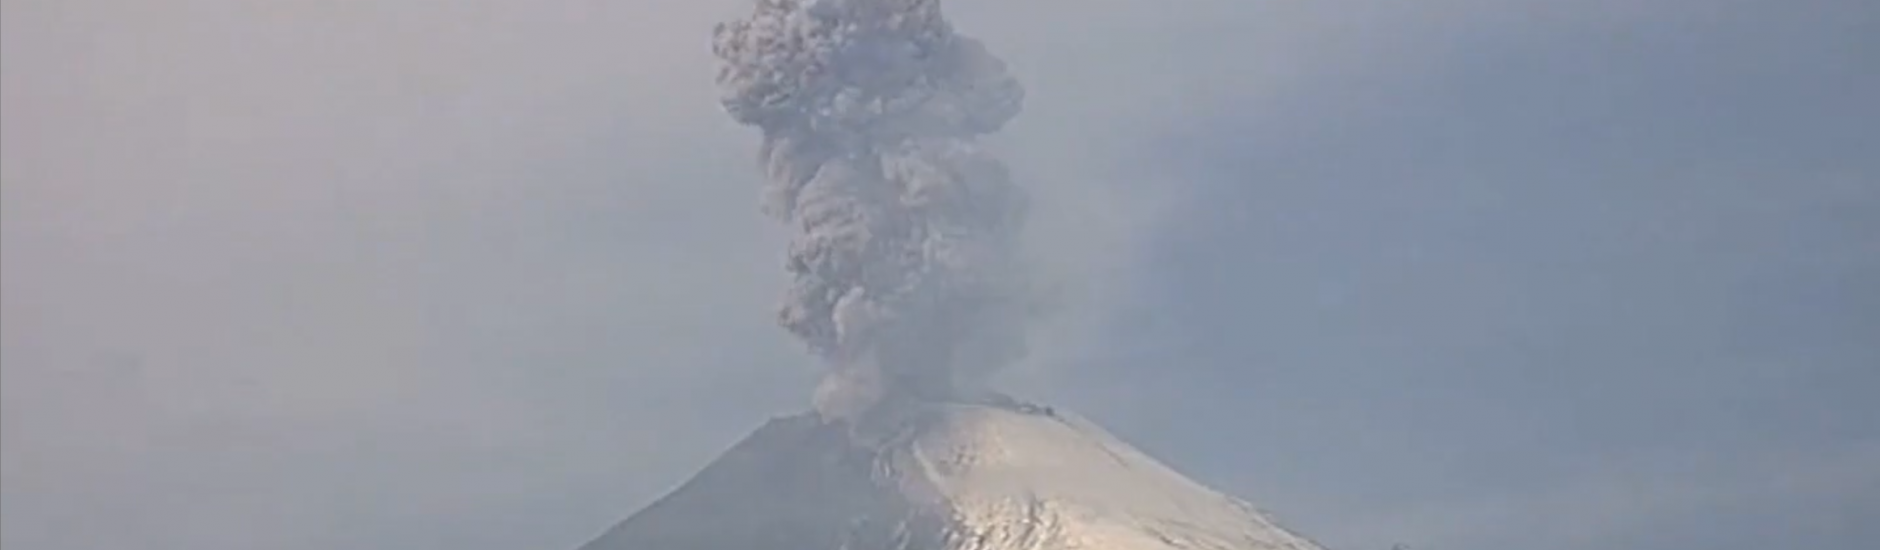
[712,0,1032,419]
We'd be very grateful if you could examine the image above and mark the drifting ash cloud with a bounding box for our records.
[712,0,1036,420]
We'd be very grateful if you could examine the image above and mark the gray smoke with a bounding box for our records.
[711,0,1032,420]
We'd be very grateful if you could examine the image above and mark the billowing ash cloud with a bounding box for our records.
[712,0,1032,419]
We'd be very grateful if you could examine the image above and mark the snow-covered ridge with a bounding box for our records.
[899,403,1327,550]
[577,401,1329,550]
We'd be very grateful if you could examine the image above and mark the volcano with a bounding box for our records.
[594,2,1334,546]
[576,398,1329,550]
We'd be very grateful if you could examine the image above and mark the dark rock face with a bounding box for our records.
[575,413,944,550]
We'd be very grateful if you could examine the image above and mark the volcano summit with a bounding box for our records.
[576,399,1330,550]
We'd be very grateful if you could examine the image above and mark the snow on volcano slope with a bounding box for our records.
[576,402,1329,550]
[900,404,1326,550]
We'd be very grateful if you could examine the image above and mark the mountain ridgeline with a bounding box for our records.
[576,399,1330,550]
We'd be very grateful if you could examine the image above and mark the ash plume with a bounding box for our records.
[711,0,1032,420]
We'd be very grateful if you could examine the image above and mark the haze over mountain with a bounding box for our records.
[4,1,1873,549]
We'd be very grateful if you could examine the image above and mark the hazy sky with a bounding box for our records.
[3,1,1875,549]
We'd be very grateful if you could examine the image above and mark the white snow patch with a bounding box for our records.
[903,404,1330,550]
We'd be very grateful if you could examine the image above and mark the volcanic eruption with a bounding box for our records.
[713,0,1035,421]
[575,1,1331,548]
